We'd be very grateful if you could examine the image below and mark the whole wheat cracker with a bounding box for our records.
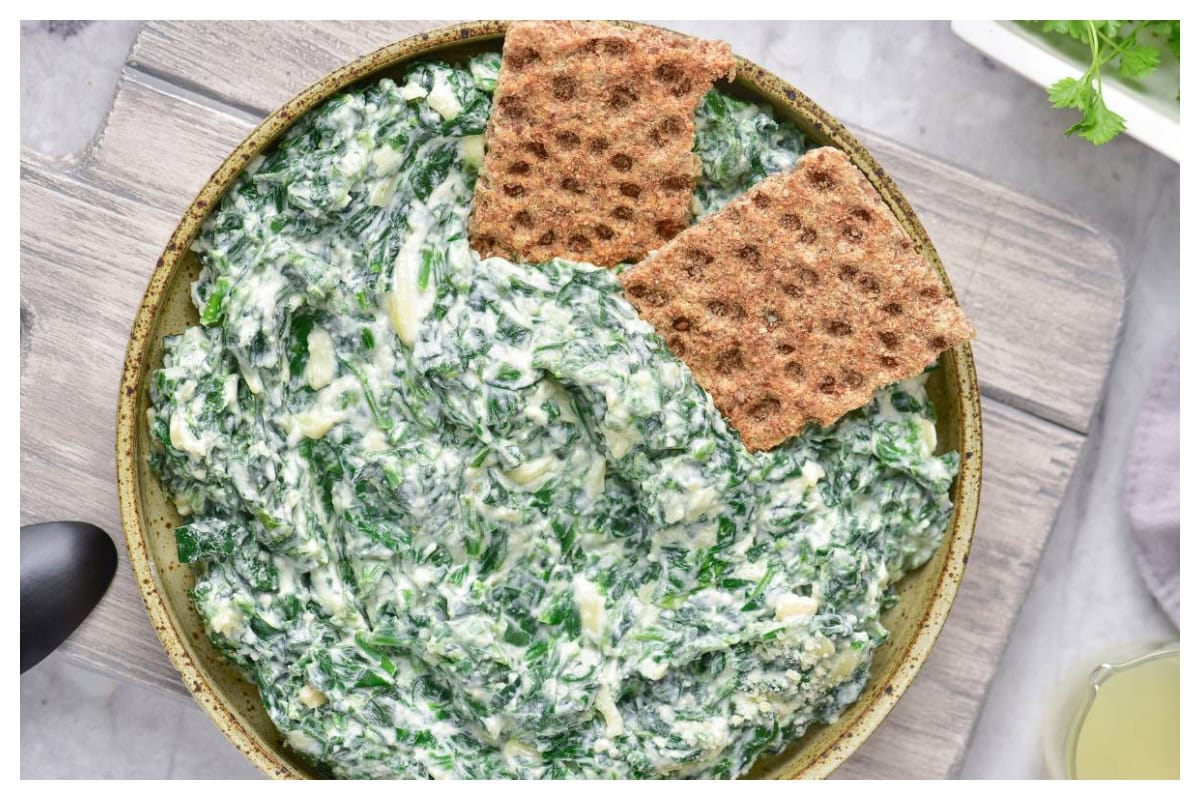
[469,20,735,267]
[619,146,975,451]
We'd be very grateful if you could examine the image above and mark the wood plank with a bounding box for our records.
[835,397,1082,778]
[128,20,450,113]
[78,71,252,214]
[124,20,1124,434]
[20,157,191,695]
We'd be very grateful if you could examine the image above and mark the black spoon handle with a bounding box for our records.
[20,521,118,673]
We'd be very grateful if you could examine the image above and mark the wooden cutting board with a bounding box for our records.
[18,21,1124,779]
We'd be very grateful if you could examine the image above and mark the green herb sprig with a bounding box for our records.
[1034,20,1180,145]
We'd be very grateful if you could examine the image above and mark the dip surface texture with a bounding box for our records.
[148,56,959,779]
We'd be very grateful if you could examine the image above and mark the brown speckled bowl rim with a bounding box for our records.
[116,20,982,781]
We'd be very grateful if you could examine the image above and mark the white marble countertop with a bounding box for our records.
[20,20,1178,779]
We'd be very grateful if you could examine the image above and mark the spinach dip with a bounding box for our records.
[148,55,959,779]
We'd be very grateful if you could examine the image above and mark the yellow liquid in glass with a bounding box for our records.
[1072,652,1180,779]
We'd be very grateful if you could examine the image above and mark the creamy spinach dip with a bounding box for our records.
[148,54,958,779]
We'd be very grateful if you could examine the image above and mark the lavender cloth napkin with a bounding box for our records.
[1124,337,1180,626]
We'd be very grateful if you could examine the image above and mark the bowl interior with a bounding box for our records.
[121,23,980,780]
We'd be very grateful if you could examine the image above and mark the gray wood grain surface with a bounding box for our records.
[18,20,1124,778]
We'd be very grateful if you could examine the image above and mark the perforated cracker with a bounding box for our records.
[469,20,735,267]
[619,146,975,451]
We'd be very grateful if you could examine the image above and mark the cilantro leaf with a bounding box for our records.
[1067,94,1126,146]
[1118,43,1160,78]
[1041,20,1093,45]
[1094,20,1126,39]
[1047,77,1092,110]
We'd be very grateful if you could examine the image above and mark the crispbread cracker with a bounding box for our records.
[470,20,735,267]
[619,146,975,451]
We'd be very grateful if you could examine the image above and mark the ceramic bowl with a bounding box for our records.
[116,20,982,780]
